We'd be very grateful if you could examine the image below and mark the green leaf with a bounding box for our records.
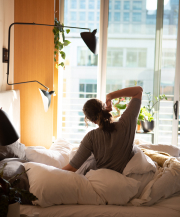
[58,62,64,67]
[115,104,126,110]
[54,57,56,62]
[58,42,63,50]
[64,40,71,46]
[60,51,66,59]
[66,29,70,34]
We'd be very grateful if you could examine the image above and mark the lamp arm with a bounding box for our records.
[7,22,91,88]
[7,75,49,90]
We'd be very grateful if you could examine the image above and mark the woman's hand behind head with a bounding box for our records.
[105,98,112,112]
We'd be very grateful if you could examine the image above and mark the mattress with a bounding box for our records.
[20,192,180,217]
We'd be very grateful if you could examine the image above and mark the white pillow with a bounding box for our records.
[23,162,104,207]
[123,146,156,176]
[25,138,72,169]
[86,169,141,205]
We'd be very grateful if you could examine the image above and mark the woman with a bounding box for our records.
[62,86,142,173]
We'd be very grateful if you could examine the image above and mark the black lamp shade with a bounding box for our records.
[0,109,19,146]
[39,89,55,112]
[80,29,97,54]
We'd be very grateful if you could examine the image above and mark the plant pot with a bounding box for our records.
[141,120,154,132]
[136,123,141,132]
[7,202,20,217]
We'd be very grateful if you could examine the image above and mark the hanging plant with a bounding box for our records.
[53,18,71,68]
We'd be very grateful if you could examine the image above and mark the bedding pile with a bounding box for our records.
[1,138,179,208]
[22,138,180,208]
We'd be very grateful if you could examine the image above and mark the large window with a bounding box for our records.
[58,0,180,146]
[158,0,179,144]
[59,0,100,144]
[106,0,156,143]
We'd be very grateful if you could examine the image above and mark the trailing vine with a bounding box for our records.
[53,18,71,68]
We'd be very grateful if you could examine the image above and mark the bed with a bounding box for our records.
[1,90,180,217]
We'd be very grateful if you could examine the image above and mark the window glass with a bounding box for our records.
[79,12,86,20]
[106,0,157,143]
[89,0,95,9]
[60,0,100,144]
[114,12,120,21]
[158,0,179,144]
[97,0,100,9]
[88,12,95,21]
[124,1,130,10]
[109,0,112,9]
[80,0,86,9]
[71,12,77,20]
[146,14,156,25]
[133,1,142,10]
[123,12,130,22]
[109,12,112,22]
[71,0,77,9]
[77,47,98,66]
[107,48,123,67]
[114,1,121,9]
[97,12,100,21]
[132,12,141,22]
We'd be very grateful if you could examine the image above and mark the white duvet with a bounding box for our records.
[23,142,180,208]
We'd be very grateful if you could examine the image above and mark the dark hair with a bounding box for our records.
[83,99,116,134]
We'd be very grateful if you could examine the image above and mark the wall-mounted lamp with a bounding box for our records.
[0,108,19,146]
[3,22,97,112]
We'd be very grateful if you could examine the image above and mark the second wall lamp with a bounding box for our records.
[3,22,97,112]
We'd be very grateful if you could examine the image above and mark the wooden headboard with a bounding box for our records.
[0,90,20,136]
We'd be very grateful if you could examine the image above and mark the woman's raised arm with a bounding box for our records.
[105,86,143,111]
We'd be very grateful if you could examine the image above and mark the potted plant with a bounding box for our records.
[140,92,167,132]
[0,163,37,217]
[138,107,154,132]
[53,18,71,68]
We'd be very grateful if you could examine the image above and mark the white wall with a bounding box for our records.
[0,0,14,92]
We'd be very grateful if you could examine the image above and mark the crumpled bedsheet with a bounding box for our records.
[24,144,180,208]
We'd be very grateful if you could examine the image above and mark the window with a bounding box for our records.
[146,14,156,24]
[80,0,85,9]
[79,12,86,20]
[89,0,95,9]
[109,0,112,9]
[133,1,142,10]
[162,49,176,68]
[88,12,95,21]
[60,0,180,146]
[124,1,130,10]
[79,82,97,98]
[132,12,141,22]
[126,49,147,67]
[97,0,100,9]
[71,0,77,9]
[114,12,120,21]
[114,1,121,10]
[123,12,130,22]
[97,12,100,21]
[77,47,98,66]
[109,12,112,22]
[107,48,123,67]
[71,12,77,21]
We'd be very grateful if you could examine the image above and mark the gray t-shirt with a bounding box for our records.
[70,98,141,173]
